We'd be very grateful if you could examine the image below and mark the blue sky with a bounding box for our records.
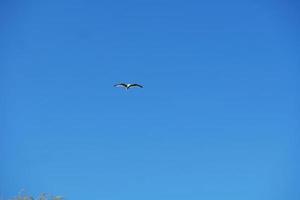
[0,0,299,199]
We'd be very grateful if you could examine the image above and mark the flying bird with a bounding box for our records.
[114,83,143,90]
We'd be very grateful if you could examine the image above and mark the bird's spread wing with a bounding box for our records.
[114,83,127,88]
[128,84,143,88]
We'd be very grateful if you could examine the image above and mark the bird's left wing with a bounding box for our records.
[128,84,143,88]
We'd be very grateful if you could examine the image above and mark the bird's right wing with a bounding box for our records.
[114,83,127,88]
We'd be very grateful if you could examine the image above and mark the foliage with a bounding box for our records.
[6,191,63,200]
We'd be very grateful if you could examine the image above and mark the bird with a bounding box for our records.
[114,83,143,90]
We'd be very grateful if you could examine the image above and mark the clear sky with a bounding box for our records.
[1,0,299,199]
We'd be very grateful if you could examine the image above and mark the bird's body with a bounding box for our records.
[114,83,143,90]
